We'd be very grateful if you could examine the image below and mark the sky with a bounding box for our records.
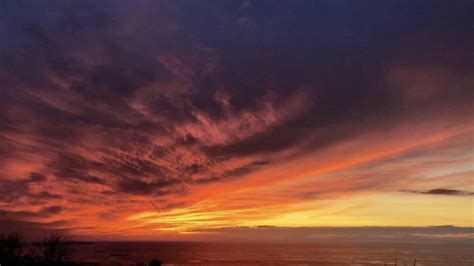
[0,0,472,241]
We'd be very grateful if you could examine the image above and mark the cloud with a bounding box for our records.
[38,205,64,216]
[0,172,48,203]
[0,205,63,220]
[117,177,183,195]
[29,172,47,182]
[0,0,471,238]
[402,188,474,196]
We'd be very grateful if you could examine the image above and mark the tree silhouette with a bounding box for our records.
[148,257,163,266]
[0,232,23,264]
[37,232,76,262]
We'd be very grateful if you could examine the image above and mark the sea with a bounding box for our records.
[71,241,474,265]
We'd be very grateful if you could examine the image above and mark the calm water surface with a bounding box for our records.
[73,241,473,265]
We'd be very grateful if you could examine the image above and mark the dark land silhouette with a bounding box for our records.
[0,232,163,266]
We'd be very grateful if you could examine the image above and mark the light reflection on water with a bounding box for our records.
[72,241,474,265]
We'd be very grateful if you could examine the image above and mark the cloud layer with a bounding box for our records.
[0,0,472,239]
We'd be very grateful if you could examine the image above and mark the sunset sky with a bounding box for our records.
[0,0,472,241]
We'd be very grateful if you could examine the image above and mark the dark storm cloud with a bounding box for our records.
[0,0,470,162]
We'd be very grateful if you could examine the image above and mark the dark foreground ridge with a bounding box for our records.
[0,232,163,266]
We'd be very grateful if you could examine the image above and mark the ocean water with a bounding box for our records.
[71,241,473,265]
